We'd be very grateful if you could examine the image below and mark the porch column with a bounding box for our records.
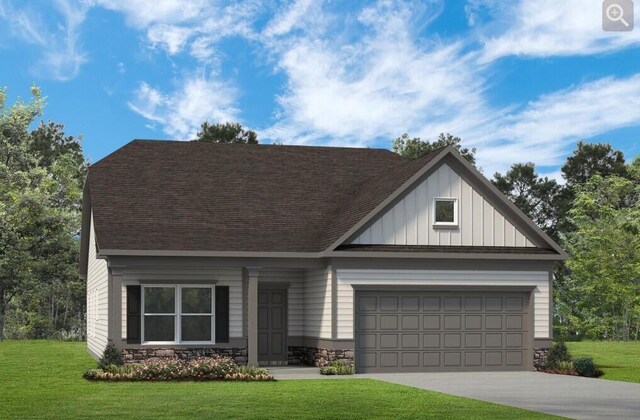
[247,268,260,366]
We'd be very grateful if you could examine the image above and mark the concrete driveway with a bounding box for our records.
[362,371,640,419]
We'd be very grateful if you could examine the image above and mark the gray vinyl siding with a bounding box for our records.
[86,213,109,359]
[351,163,535,247]
[258,270,304,337]
[304,267,332,339]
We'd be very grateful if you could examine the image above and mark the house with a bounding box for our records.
[80,140,566,373]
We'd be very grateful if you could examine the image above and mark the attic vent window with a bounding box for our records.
[433,198,458,227]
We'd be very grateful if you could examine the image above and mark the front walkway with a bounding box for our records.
[361,371,640,420]
[267,367,357,380]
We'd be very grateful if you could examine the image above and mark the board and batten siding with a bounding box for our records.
[336,269,550,339]
[304,268,332,339]
[350,163,535,247]
[258,270,304,337]
[86,212,109,359]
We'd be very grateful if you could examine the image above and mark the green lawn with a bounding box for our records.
[0,341,553,419]
[567,341,640,384]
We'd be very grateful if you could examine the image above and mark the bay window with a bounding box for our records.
[142,285,215,344]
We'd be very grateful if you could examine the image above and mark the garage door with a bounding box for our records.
[355,291,532,373]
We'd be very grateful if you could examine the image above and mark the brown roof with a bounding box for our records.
[335,244,558,255]
[87,139,441,253]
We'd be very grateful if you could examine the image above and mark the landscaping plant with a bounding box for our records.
[97,343,124,369]
[84,356,274,381]
[320,360,354,375]
[545,341,571,369]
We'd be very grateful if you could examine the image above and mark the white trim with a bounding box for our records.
[141,284,216,346]
[433,197,458,227]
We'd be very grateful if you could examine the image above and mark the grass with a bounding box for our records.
[0,340,554,419]
[567,341,640,384]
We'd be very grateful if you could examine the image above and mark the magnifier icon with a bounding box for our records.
[606,3,630,26]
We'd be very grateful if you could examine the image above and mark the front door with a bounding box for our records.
[257,287,287,365]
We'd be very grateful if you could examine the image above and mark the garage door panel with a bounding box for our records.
[444,315,461,330]
[465,333,482,348]
[402,334,420,348]
[444,297,461,311]
[465,297,482,311]
[506,315,523,329]
[485,297,503,311]
[444,352,462,366]
[485,315,502,329]
[358,315,377,330]
[380,297,398,311]
[359,297,377,311]
[380,334,398,349]
[423,333,440,348]
[465,352,482,366]
[423,297,440,311]
[355,291,531,373]
[402,352,420,367]
[485,333,502,347]
[465,315,482,329]
[507,351,523,366]
[423,315,440,329]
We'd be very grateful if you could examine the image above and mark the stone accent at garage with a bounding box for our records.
[122,348,247,365]
[534,347,551,371]
[288,346,354,367]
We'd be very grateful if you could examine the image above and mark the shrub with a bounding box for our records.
[320,360,354,375]
[546,341,571,369]
[573,357,600,377]
[320,366,337,375]
[84,356,274,382]
[555,360,574,372]
[98,344,124,370]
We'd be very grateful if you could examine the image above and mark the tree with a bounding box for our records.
[0,87,83,341]
[392,133,476,164]
[195,122,258,144]
[561,141,627,185]
[563,172,640,340]
[492,163,562,240]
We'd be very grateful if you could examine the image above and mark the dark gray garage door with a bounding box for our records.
[355,291,532,373]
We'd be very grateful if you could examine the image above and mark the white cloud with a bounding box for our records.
[93,0,209,27]
[261,0,489,147]
[477,0,640,62]
[147,24,193,55]
[263,0,318,37]
[128,74,239,139]
[476,74,640,172]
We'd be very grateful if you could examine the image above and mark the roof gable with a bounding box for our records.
[348,161,535,247]
[334,147,566,257]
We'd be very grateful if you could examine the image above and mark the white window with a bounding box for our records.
[433,197,458,227]
[142,285,215,345]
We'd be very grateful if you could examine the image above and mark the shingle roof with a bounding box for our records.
[88,140,442,253]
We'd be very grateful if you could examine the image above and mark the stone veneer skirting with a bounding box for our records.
[122,348,248,365]
[534,347,551,371]
[122,346,543,371]
[288,346,354,367]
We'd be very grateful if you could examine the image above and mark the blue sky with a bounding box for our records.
[0,0,639,178]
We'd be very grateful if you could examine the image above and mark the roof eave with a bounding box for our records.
[98,248,565,261]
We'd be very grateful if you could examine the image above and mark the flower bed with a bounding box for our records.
[83,356,274,382]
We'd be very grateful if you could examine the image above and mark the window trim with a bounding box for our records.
[141,284,216,346]
[433,197,458,227]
